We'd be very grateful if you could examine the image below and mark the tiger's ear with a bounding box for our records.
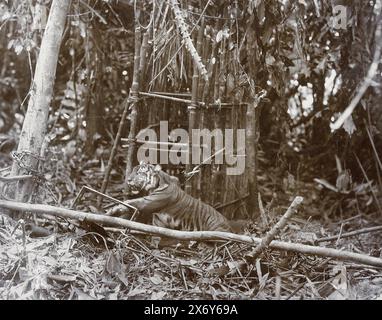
[170,176,180,186]
[154,164,162,172]
[139,160,146,165]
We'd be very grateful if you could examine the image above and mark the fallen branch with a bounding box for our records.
[1,200,382,267]
[315,225,382,243]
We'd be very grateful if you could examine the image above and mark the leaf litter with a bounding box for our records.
[1,212,382,300]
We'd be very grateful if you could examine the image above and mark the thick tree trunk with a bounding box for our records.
[10,0,70,202]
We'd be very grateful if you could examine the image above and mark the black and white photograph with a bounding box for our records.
[0,0,382,302]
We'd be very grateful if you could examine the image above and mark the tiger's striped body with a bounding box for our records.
[107,164,233,232]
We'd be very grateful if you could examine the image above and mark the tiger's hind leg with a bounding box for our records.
[150,213,183,248]
[152,213,181,230]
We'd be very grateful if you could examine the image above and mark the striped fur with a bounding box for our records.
[109,164,232,232]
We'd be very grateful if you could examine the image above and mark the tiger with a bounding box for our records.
[106,163,234,232]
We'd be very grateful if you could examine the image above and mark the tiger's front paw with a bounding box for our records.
[106,204,129,217]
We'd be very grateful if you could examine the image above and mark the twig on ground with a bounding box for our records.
[258,192,269,228]
[0,175,34,181]
[246,196,304,260]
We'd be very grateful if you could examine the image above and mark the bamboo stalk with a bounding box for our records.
[149,91,192,97]
[185,23,203,194]
[195,18,205,199]
[212,61,220,105]
[211,31,222,204]
[202,19,220,104]
[139,32,150,82]
[122,139,207,148]
[125,7,142,180]
[125,147,190,153]
[139,91,196,104]
[139,91,248,108]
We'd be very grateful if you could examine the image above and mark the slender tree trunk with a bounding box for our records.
[185,31,200,195]
[246,92,265,217]
[10,0,70,202]
[125,8,142,180]
[194,18,205,199]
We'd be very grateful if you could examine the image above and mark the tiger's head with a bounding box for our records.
[126,163,162,196]
[126,163,180,196]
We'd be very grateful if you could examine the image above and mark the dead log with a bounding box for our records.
[1,200,382,268]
